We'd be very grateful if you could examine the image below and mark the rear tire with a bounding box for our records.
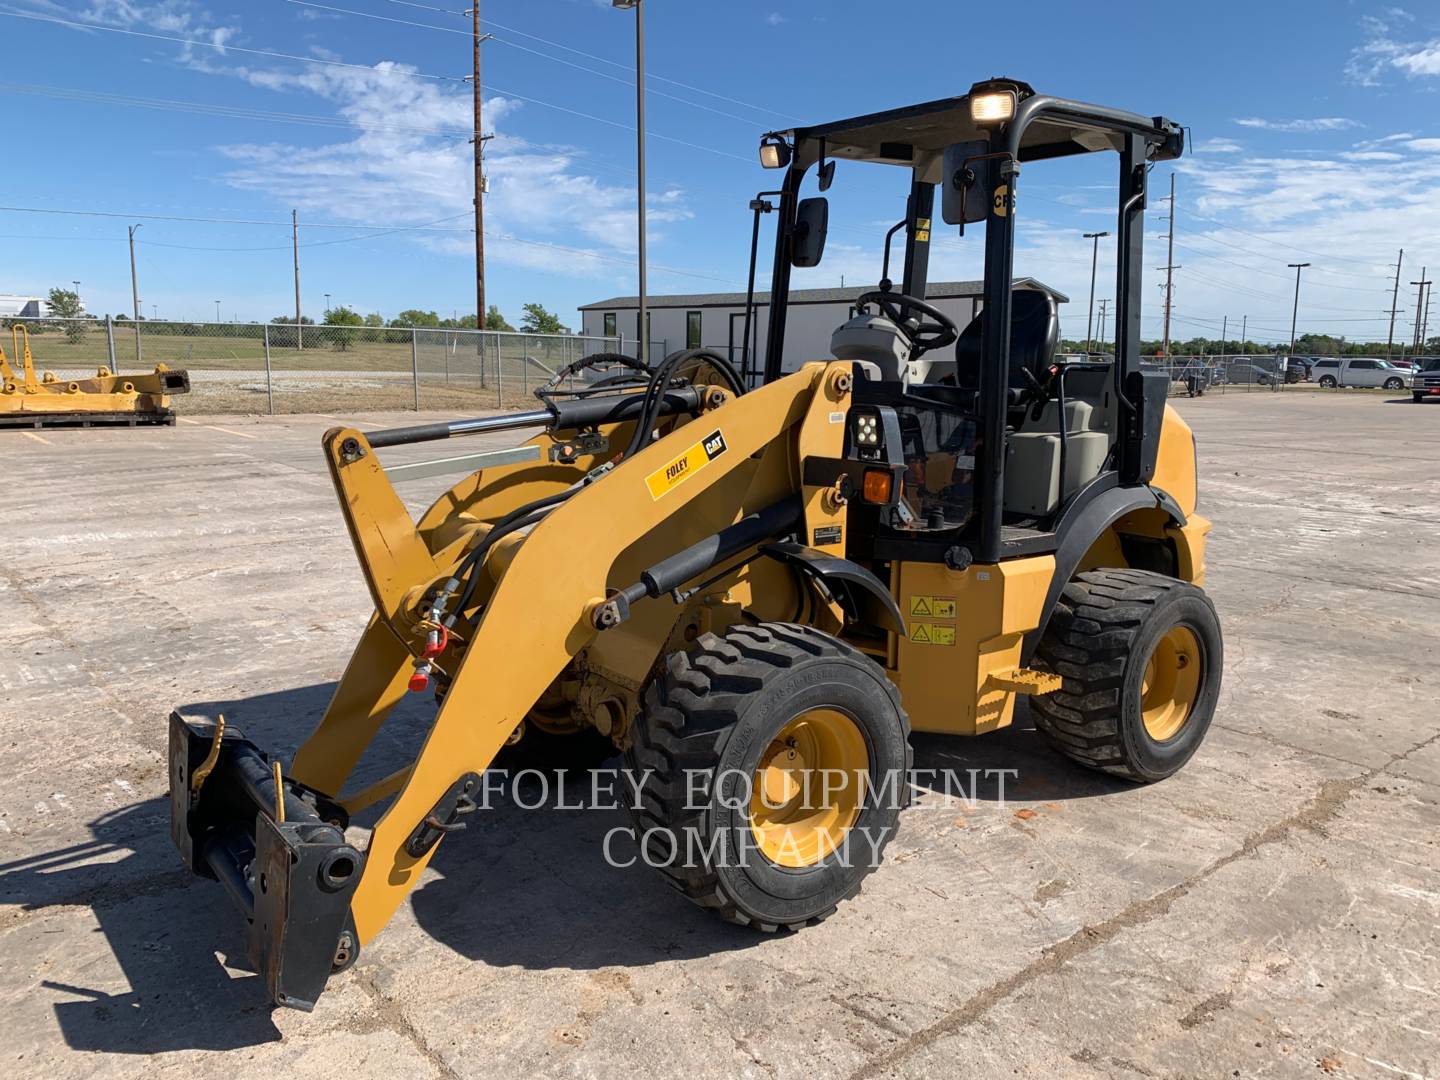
[1384,377,1405,390]
[1319,375,1337,388]
[1031,569,1222,783]
[625,623,911,931]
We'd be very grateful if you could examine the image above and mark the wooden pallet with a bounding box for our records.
[0,410,177,430]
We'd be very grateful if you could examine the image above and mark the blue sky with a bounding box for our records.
[2,0,1440,344]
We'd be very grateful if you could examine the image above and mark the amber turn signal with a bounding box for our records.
[861,468,893,504]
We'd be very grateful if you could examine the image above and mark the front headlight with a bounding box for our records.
[853,410,881,448]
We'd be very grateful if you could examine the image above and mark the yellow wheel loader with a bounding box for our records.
[0,323,189,428]
[169,79,1218,1010]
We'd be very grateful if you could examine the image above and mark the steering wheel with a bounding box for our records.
[856,289,959,356]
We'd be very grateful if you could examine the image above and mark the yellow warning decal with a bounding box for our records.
[908,622,956,646]
[992,184,1012,217]
[908,595,956,619]
[645,429,728,499]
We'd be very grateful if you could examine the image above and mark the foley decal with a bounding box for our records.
[645,429,728,499]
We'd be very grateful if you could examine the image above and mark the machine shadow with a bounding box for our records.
[409,763,768,972]
[908,701,1135,804]
[410,706,1129,972]
[0,680,435,1055]
[0,798,282,1054]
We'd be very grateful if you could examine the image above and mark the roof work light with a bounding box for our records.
[968,83,1018,126]
[759,135,791,169]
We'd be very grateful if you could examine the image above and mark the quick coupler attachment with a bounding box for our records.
[168,711,363,1011]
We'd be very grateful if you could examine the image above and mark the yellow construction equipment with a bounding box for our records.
[169,79,1220,1011]
[1,323,189,428]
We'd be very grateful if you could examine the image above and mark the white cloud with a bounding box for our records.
[1196,138,1244,154]
[765,12,786,25]
[1347,10,1440,85]
[1340,150,1404,161]
[218,60,692,281]
[1407,138,1440,152]
[1235,117,1361,133]
[14,0,241,56]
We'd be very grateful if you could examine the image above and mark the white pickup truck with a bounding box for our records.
[1311,357,1411,390]
[1412,357,1440,403]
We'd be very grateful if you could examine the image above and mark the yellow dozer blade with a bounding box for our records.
[1,324,190,429]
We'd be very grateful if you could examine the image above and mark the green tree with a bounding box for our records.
[389,309,441,329]
[48,287,87,342]
[519,302,567,335]
[324,305,364,351]
[484,305,514,332]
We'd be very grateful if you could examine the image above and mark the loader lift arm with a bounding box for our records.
[169,360,857,1007]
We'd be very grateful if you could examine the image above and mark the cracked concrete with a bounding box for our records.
[2,392,1438,1079]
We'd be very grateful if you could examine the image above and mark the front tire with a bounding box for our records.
[1384,377,1405,390]
[1319,375,1337,388]
[1032,569,1222,783]
[1416,392,1427,403]
[625,623,911,931]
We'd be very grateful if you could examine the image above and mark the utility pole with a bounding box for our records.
[293,209,303,350]
[1083,231,1109,355]
[1411,269,1431,355]
[1096,299,1111,351]
[1241,315,1247,350]
[1387,247,1404,360]
[1219,315,1228,357]
[128,223,143,365]
[1416,280,1428,352]
[612,0,647,367]
[1287,263,1310,362]
[1160,174,1178,358]
[467,8,494,331]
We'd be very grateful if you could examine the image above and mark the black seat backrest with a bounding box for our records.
[954,289,1060,395]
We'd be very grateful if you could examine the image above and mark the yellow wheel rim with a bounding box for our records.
[749,708,869,868]
[1140,626,1202,742]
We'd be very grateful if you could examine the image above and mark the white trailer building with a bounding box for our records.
[578,278,1068,376]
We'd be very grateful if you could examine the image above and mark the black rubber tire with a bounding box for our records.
[625,622,911,931]
[1416,393,1427,404]
[1319,375,1337,388]
[1031,569,1222,783]
[1384,377,1406,391]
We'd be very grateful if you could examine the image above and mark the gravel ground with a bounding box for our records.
[1,391,1437,1080]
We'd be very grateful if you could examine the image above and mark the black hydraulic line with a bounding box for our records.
[366,410,552,448]
[364,387,706,450]
[617,496,804,607]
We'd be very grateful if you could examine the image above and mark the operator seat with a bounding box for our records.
[954,289,1060,403]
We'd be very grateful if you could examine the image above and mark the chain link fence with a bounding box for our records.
[2,317,624,415]
[1142,355,1297,397]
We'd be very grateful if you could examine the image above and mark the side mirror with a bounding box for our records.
[791,197,829,268]
[940,140,993,225]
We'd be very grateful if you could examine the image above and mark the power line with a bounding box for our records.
[0,204,473,231]
[0,82,688,189]
[286,0,766,127]
[0,205,736,282]
[377,0,794,121]
[1176,200,1398,268]
[2,10,464,81]
[4,9,751,163]
[0,81,485,139]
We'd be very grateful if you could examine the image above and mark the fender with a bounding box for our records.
[760,542,905,634]
[1019,477,1186,665]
